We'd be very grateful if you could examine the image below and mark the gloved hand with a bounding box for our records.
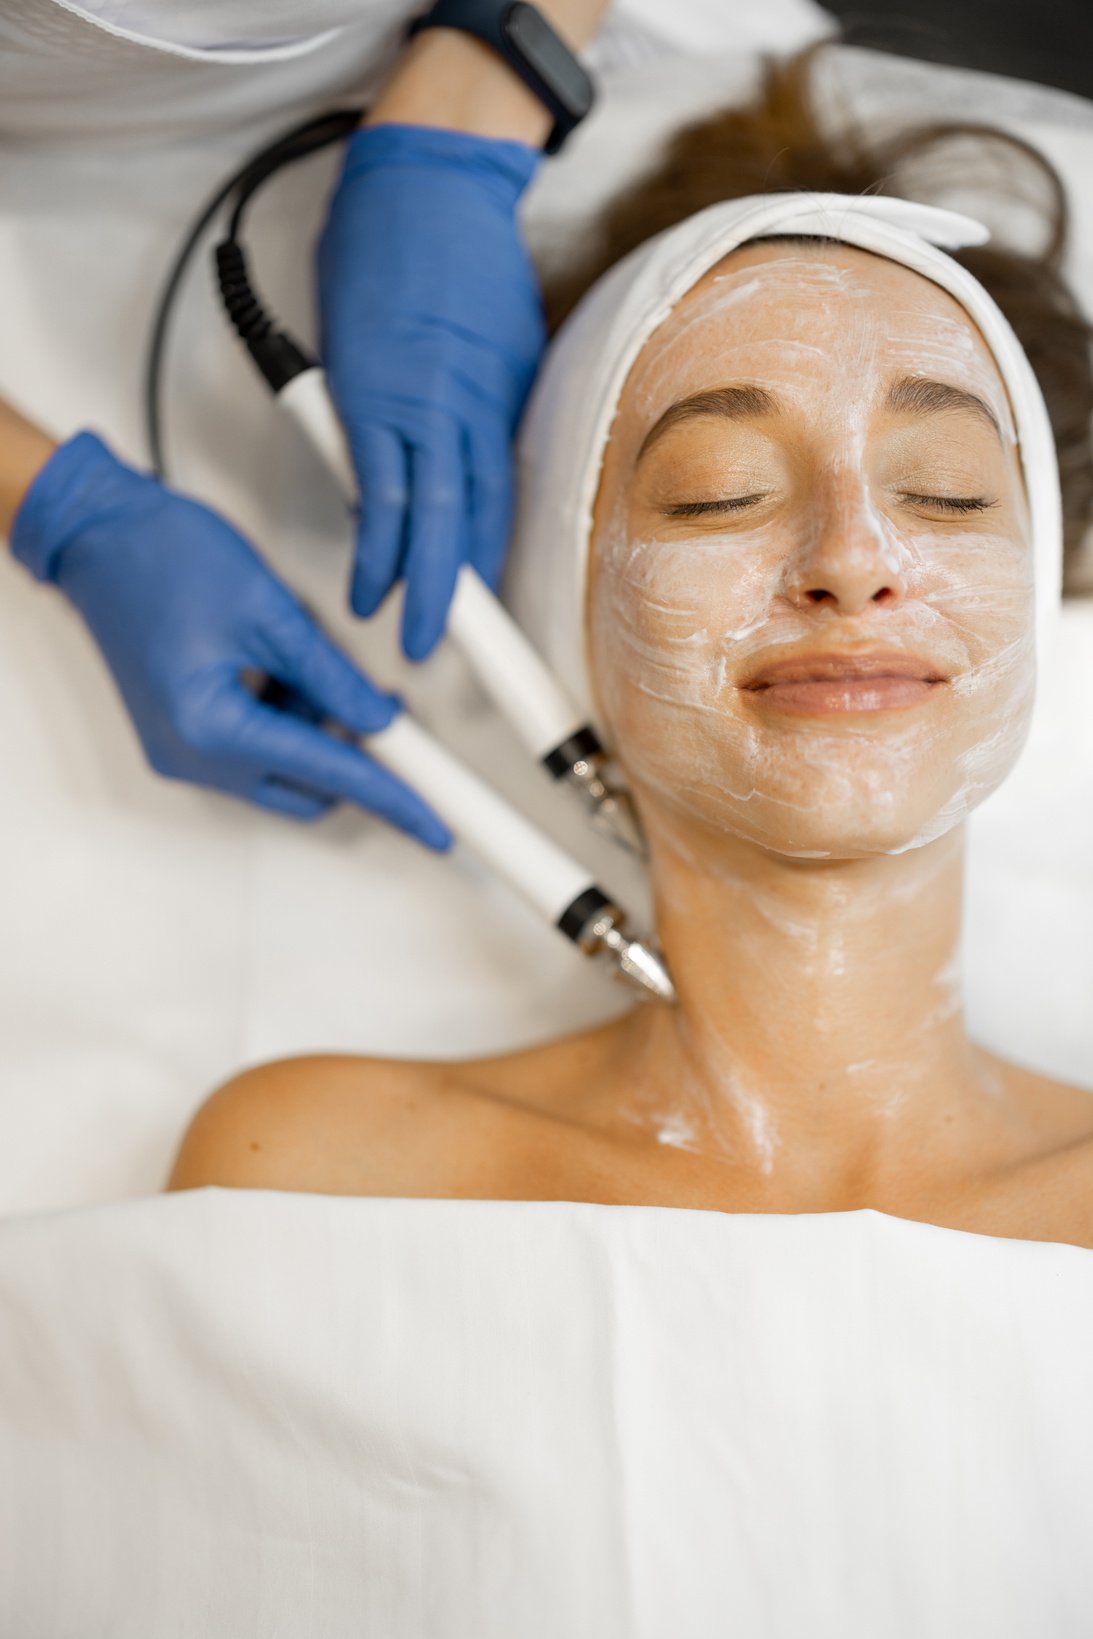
[9,431,450,847]
[317,122,546,660]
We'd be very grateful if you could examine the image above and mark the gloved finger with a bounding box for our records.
[252,598,398,738]
[251,775,337,823]
[245,702,452,850]
[346,422,410,619]
[463,413,514,593]
[400,416,468,663]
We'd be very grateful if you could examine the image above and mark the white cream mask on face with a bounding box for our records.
[582,239,1037,860]
[505,193,1063,765]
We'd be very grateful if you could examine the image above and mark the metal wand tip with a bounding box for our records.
[600,925,677,1005]
[590,789,647,857]
[562,759,646,857]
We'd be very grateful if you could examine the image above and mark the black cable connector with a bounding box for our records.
[214,239,314,393]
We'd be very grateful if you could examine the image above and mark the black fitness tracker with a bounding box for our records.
[406,0,596,154]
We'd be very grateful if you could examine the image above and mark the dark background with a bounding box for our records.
[819,0,1092,101]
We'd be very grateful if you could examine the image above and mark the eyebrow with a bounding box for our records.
[884,375,1002,439]
[636,384,778,463]
[635,374,1003,464]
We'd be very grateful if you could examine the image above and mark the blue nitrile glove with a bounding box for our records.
[9,431,450,846]
[317,122,545,660]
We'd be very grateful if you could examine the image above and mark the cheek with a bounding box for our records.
[588,521,796,845]
[923,530,1038,838]
[588,513,1037,856]
[589,517,783,730]
[915,526,1033,650]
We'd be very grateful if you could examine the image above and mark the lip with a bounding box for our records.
[743,649,947,688]
[740,648,948,716]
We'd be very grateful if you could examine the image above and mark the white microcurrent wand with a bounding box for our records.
[280,362,643,855]
[212,246,670,1001]
[370,714,674,1004]
[215,240,641,855]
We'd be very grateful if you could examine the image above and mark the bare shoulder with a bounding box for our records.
[164,1019,627,1200]
[165,1053,453,1196]
[984,1049,1093,1148]
[973,1050,1093,1245]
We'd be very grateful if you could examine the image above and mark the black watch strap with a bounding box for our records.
[406,0,596,155]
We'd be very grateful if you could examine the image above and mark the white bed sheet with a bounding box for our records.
[0,12,1090,1215]
[2,1191,1092,1636]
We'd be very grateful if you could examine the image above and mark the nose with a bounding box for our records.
[784,474,907,616]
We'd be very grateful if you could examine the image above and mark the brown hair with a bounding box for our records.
[542,42,1093,595]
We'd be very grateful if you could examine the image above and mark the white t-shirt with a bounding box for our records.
[64,0,369,50]
[0,0,833,143]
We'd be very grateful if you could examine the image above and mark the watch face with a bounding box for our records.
[503,2,595,119]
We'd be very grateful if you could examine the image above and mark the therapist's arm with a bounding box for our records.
[0,399,449,843]
[317,0,610,660]
[362,0,612,145]
[0,397,56,538]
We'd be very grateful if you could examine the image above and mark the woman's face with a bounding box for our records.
[587,240,1035,859]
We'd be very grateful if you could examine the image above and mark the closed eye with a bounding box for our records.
[663,494,770,517]
[899,494,998,514]
[662,493,999,519]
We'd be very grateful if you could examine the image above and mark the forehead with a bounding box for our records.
[689,237,950,303]
[623,239,1006,425]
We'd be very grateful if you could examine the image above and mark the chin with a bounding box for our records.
[664,763,977,861]
[613,690,1029,862]
[729,815,958,862]
[762,815,961,861]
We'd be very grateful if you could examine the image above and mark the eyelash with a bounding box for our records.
[665,495,768,517]
[902,494,997,514]
[663,493,998,518]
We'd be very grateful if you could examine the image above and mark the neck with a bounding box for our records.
[612,810,1006,1201]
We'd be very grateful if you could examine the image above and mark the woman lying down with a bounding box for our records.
[169,50,1093,1249]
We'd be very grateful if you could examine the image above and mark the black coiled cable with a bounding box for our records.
[142,108,366,713]
[143,106,363,482]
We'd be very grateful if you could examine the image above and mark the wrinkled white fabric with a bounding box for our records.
[59,0,369,52]
[0,0,833,144]
[505,192,1063,734]
[0,0,409,143]
[0,1189,1091,1637]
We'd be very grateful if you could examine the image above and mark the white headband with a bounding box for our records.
[505,191,1064,732]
